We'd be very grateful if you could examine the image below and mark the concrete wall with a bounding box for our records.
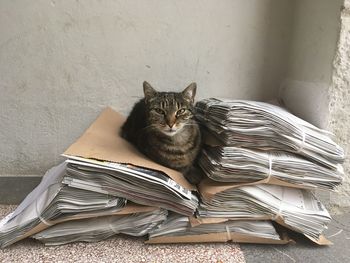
[280,0,343,128]
[278,0,350,211]
[0,0,294,176]
[327,0,350,210]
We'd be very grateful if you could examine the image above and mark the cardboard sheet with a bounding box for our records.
[64,107,195,191]
[146,231,293,245]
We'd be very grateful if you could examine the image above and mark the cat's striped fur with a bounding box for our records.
[121,81,202,184]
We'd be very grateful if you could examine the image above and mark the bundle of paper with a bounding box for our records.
[0,163,126,248]
[195,98,344,169]
[62,107,198,216]
[147,213,291,244]
[199,146,343,190]
[62,158,198,216]
[32,209,167,246]
[198,182,331,243]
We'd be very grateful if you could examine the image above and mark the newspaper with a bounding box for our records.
[62,157,199,216]
[147,213,290,244]
[198,183,331,241]
[33,209,167,246]
[195,98,344,169]
[199,146,344,190]
[61,107,199,216]
[0,163,126,248]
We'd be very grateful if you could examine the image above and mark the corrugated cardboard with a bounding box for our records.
[189,215,272,226]
[64,107,195,191]
[147,214,295,244]
[13,203,159,244]
[146,231,293,245]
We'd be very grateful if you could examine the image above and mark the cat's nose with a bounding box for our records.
[168,123,174,128]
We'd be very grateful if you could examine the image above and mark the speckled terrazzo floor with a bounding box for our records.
[0,205,245,263]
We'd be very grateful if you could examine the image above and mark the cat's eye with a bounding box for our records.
[154,108,164,114]
[176,108,186,116]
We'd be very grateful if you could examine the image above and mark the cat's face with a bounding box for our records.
[143,81,197,136]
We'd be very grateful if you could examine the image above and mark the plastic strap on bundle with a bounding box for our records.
[266,154,273,182]
[225,225,232,241]
[296,131,306,153]
[272,187,285,221]
[35,199,53,226]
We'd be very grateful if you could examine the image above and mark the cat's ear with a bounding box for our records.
[143,81,157,101]
[182,82,197,103]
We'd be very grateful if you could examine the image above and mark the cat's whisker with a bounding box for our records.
[140,124,158,131]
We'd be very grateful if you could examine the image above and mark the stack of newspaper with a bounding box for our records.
[196,98,344,169]
[192,98,344,244]
[0,163,126,248]
[199,146,343,190]
[62,158,198,216]
[32,209,167,246]
[147,213,291,244]
[198,184,331,241]
[0,107,198,247]
[0,103,342,246]
[62,108,198,216]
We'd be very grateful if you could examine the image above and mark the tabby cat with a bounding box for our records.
[121,81,202,184]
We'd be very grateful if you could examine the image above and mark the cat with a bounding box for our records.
[121,81,203,184]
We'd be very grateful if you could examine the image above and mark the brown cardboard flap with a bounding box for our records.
[64,107,195,191]
[189,216,272,227]
[146,232,293,245]
[190,216,332,246]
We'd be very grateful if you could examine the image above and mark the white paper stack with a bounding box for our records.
[198,184,331,241]
[62,107,199,216]
[0,107,199,247]
[150,213,280,240]
[62,157,198,216]
[199,146,343,190]
[196,98,344,169]
[194,98,343,244]
[148,213,283,242]
[0,163,126,248]
[33,209,167,246]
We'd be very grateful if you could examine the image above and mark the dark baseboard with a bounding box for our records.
[0,176,42,204]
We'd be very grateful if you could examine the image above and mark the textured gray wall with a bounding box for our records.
[277,0,349,211]
[280,0,343,129]
[327,0,350,210]
[0,0,294,176]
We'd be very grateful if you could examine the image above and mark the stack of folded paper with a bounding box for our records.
[0,102,344,247]
[147,212,292,244]
[0,107,197,248]
[199,146,343,190]
[196,98,344,169]
[191,98,344,245]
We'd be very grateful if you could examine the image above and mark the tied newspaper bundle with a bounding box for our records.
[190,98,344,244]
[0,108,197,248]
[195,98,344,170]
[147,213,292,244]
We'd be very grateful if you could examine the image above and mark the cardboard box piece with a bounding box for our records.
[64,107,195,191]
